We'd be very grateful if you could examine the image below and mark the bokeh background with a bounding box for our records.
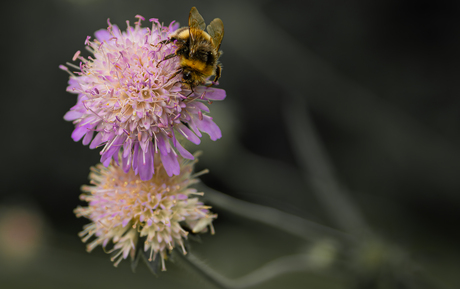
[1,0,460,288]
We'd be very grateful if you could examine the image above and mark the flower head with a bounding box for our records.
[74,153,216,270]
[62,16,225,180]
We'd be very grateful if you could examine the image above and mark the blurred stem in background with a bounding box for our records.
[175,250,338,289]
[284,97,371,238]
[201,185,355,243]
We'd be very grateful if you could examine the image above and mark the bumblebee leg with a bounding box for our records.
[166,69,182,83]
[185,87,195,98]
[158,39,172,45]
[214,64,222,82]
[156,53,177,68]
[207,64,222,87]
[153,38,174,48]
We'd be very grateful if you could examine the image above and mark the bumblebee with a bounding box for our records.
[158,7,224,89]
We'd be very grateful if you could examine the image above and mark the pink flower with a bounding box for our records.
[74,153,216,270]
[62,16,225,180]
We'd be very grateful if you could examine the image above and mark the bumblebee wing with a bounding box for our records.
[207,18,224,50]
[189,7,206,30]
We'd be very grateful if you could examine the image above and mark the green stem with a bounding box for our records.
[175,251,335,289]
[200,184,355,243]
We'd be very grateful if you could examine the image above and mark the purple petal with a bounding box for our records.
[82,129,94,145]
[123,139,133,157]
[170,128,177,147]
[196,116,222,141]
[169,21,180,32]
[187,119,202,138]
[67,78,81,91]
[94,29,112,42]
[63,110,83,121]
[113,151,119,166]
[122,149,132,173]
[71,124,92,142]
[138,141,154,181]
[132,142,140,174]
[102,156,111,167]
[192,102,210,113]
[89,132,103,149]
[160,152,180,177]
[177,124,201,145]
[175,141,194,160]
[139,137,148,152]
[194,87,226,100]
[100,136,123,164]
[101,131,115,143]
[156,136,171,155]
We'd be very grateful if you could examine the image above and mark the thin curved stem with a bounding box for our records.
[226,254,325,288]
[175,251,334,289]
[200,184,356,243]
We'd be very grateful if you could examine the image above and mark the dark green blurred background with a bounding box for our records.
[1,0,459,288]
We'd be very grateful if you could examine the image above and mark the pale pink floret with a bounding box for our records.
[62,16,226,180]
[74,154,216,269]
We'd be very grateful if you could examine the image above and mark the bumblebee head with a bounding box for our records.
[181,67,204,87]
